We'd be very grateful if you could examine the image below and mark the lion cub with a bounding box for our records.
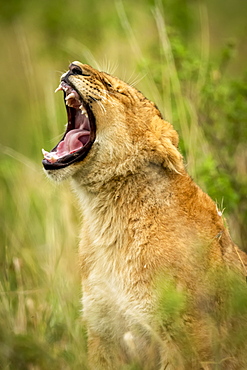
[43,62,247,369]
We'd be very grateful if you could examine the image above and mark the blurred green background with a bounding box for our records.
[0,0,247,368]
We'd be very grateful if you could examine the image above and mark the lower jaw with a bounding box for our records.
[42,148,91,170]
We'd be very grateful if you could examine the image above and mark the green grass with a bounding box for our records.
[0,0,247,368]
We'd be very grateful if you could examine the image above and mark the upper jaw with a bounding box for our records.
[58,81,88,124]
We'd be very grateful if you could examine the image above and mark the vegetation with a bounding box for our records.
[0,0,246,368]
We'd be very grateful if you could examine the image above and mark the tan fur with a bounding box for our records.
[46,62,247,369]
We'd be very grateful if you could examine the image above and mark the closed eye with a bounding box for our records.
[105,81,112,88]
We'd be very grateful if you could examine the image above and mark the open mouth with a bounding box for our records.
[42,80,96,170]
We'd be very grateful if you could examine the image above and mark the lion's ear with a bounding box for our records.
[148,116,184,174]
[160,137,184,173]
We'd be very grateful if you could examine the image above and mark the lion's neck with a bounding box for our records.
[72,165,173,251]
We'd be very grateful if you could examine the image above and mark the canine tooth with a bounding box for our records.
[42,149,58,163]
[54,84,62,93]
[80,106,87,115]
[42,148,49,156]
[65,92,76,100]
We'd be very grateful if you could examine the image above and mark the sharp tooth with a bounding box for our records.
[42,149,58,163]
[54,84,62,93]
[65,92,76,100]
[80,106,87,115]
[42,148,49,156]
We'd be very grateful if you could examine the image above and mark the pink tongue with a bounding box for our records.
[56,130,90,157]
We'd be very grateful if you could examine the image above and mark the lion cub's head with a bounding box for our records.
[42,62,183,183]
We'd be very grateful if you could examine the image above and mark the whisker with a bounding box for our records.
[101,57,119,75]
[128,73,146,88]
[99,90,119,108]
[96,100,106,114]
[125,70,137,85]
[93,91,108,102]
[90,96,106,114]
[101,89,118,98]
[55,70,67,75]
